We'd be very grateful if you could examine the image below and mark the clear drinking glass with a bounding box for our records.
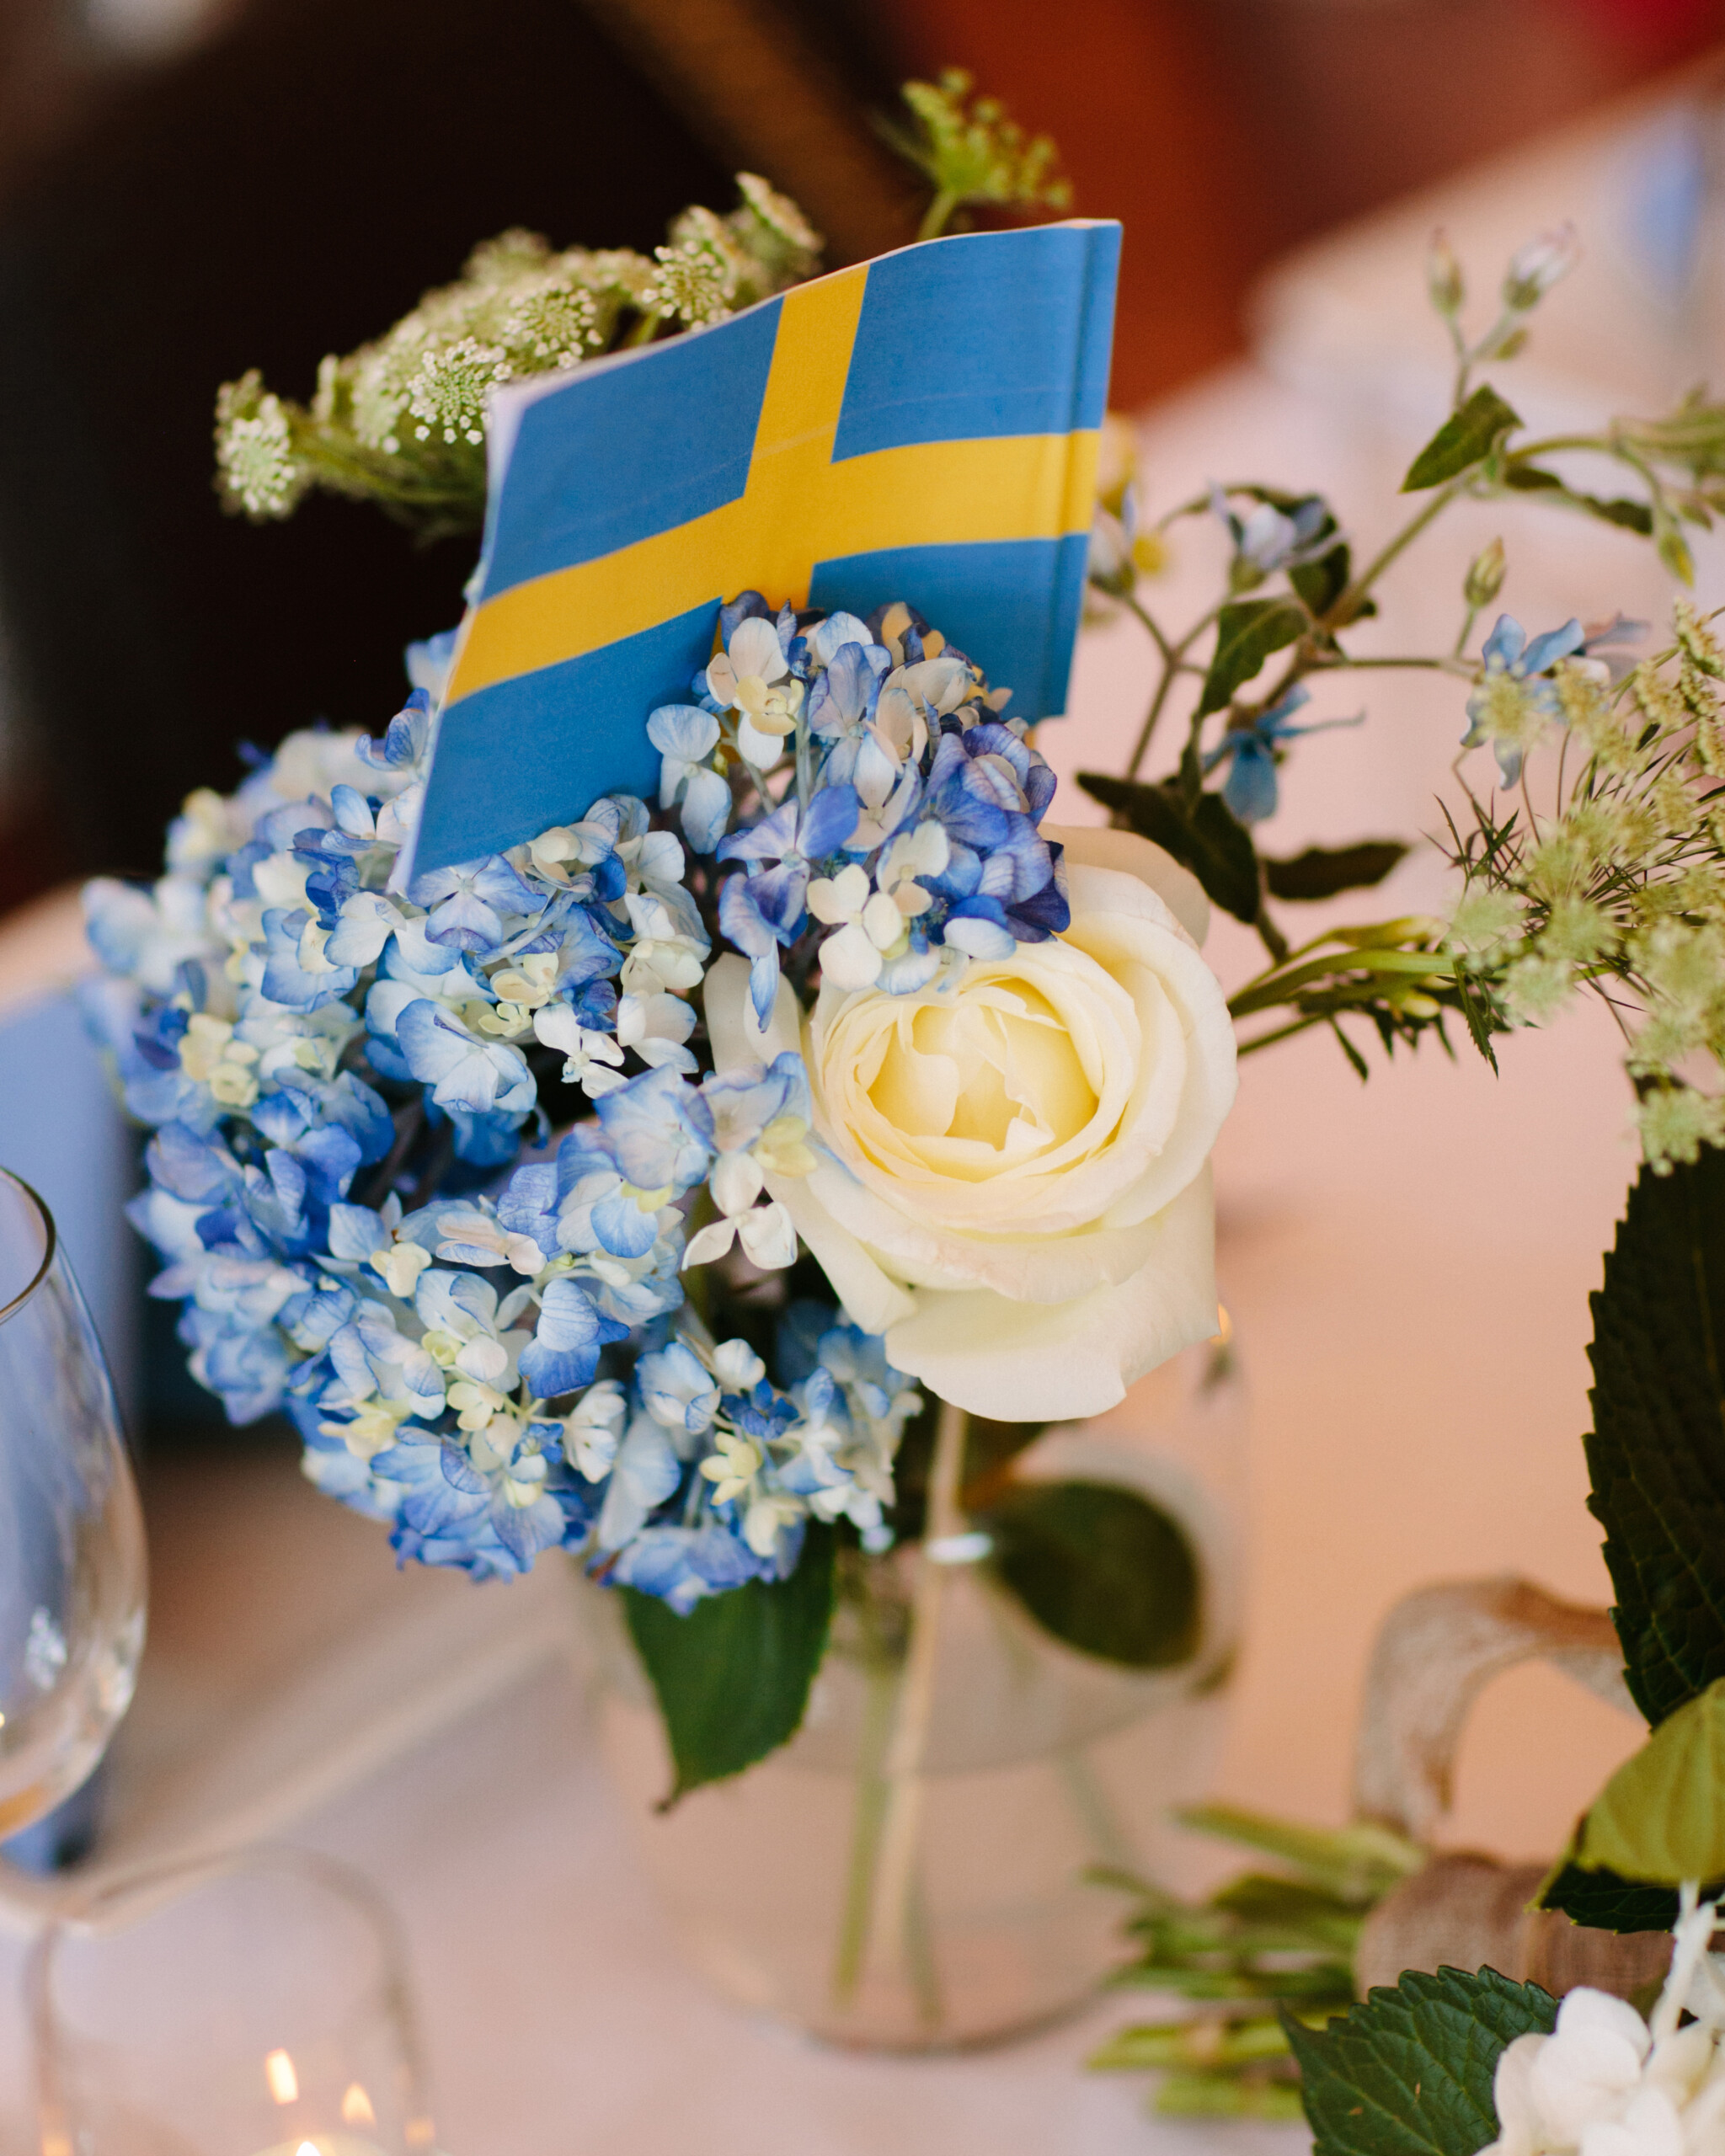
[579,1326,1247,2051]
[0,1165,147,1839]
[29,1847,438,2156]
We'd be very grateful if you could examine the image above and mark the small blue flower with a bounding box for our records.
[591,1065,713,1194]
[406,854,540,955]
[648,704,731,853]
[716,792,860,1022]
[1204,686,1364,825]
[394,1001,537,1117]
[604,1522,769,1614]
[1462,614,1587,785]
[357,688,435,773]
[259,908,360,1011]
[638,1339,720,1435]
[517,1276,629,1398]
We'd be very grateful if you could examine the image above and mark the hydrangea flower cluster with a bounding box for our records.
[82,592,1065,1604]
[656,591,1066,1030]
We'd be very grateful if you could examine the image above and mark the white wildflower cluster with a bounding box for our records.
[644,177,821,330]
[213,177,822,534]
[213,376,310,521]
[1445,603,1725,1169]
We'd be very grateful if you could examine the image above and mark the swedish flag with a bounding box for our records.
[413,219,1122,873]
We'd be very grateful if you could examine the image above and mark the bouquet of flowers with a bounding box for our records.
[74,64,1725,2062]
[82,585,1235,1611]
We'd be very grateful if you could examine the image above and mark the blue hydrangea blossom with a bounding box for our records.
[83,590,1063,1604]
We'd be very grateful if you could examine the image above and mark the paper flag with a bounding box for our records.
[412,218,1121,873]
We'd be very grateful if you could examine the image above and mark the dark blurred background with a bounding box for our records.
[0,0,1718,910]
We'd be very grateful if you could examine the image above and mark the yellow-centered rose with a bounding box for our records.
[704,825,1237,1420]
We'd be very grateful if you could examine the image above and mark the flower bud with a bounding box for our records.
[1427,229,1464,318]
[1463,537,1507,608]
[1502,224,1580,312]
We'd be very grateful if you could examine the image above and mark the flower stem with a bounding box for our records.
[863,1396,967,2021]
[830,1644,900,2007]
[1330,478,1467,625]
[918,189,962,243]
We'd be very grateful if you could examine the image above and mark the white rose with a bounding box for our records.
[703,824,1237,1421]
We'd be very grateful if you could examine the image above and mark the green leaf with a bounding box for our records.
[1568,1676,1725,1884]
[1501,463,1563,494]
[1536,1861,1683,1933]
[1199,598,1308,715]
[1175,1803,1423,1901]
[1402,385,1522,492]
[1502,466,1654,534]
[1657,510,1696,585]
[1583,1146,1725,1727]
[621,1523,836,1803]
[1284,1967,1557,2156]
[1290,540,1352,620]
[1264,841,1410,902]
[980,1479,1201,1668]
[1077,772,1262,924]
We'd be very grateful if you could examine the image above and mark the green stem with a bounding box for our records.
[1328,477,1469,626]
[1235,1012,1328,1057]
[918,189,962,243]
[864,1399,967,2013]
[1227,946,1457,1021]
[1310,654,1473,677]
[1123,589,1176,668]
[1253,906,1289,966]
[1509,432,1620,460]
[1127,601,1224,778]
[830,1642,900,2009]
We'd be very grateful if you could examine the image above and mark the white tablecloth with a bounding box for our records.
[0,1651,1311,2156]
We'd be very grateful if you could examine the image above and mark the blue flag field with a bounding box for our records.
[412,219,1122,872]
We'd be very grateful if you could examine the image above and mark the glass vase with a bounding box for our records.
[575,1326,1246,2051]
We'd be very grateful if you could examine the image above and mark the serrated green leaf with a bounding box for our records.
[1402,386,1521,492]
[621,1523,835,1803]
[1264,841,1410,902]
[1077,772,1262,924]
[1199,597,1308,714]
[1570,1676,1725,1883]
[1536,1860,1682,1933]
[1583,1147,1725,1726]
[981,1479,1200,1668]
[1285,1967,1557,2156]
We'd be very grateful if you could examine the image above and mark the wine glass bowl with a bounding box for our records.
[0,1166,147,1840]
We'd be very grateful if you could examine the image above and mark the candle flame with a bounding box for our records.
[342,2084,377,2126]
[264,2048,299,2105]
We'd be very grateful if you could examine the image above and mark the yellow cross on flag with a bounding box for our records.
[414,220,1120,871]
